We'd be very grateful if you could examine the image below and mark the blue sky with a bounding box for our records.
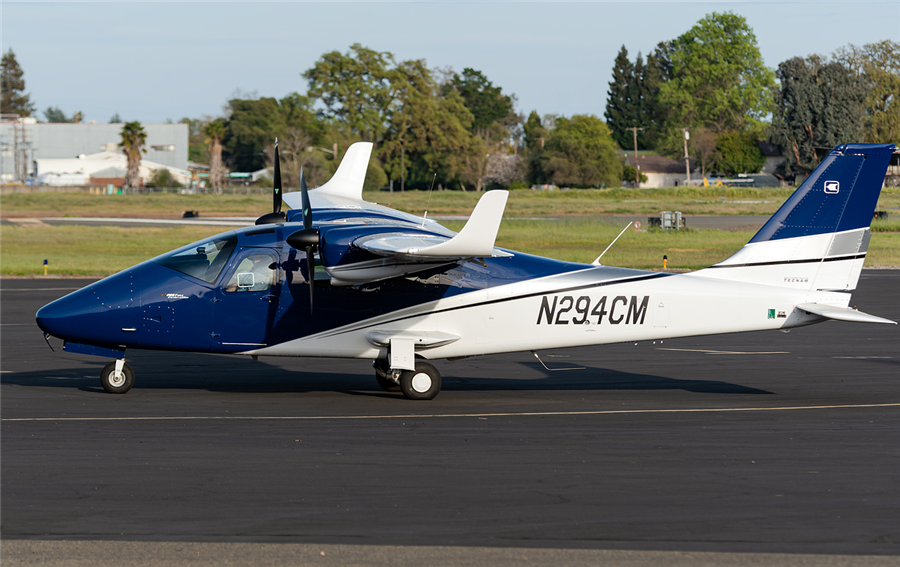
[3,1,898,124]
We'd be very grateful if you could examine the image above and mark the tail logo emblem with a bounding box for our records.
[824,181,840,194]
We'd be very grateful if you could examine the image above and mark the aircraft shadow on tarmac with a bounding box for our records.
[1,354,773,396]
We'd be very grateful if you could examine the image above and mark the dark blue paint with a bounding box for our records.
[63,342,125,358]
[36,222,588,356]
[750,143,895,243]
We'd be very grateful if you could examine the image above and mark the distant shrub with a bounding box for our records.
[508,181,529,190]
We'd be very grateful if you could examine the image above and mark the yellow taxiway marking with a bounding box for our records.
[657,348,790,355]
[3,403,899,422]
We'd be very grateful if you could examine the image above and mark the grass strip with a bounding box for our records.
[3,220,898,277]
[4,187,899,219]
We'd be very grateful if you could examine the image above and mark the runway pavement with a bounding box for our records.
[2,273,899,565]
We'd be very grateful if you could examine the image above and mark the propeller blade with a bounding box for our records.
[273,138,282,214]
[306,247,315,312]
[286,225,320,313]
[300,167,312,229]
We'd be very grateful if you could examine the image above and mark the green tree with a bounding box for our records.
[659,12,774,140]
[540,115,622,187]
[447,68,513,133]
[605,46,637,150]
[623,165,648,184]
[714,130,765,175]
[120,121,147,189]
[109,113,122,124]
[303,44,396,142]
[836,41,900,143]
[639,45,671,149]
[179,117,208,163]
[222,97,281,172]
[145,168,183,188]
[769,55,865,174]
[222,93,333,173]
[43,106,72,123]
[380,59,476,190]
[1,49,35,117]
[523,110,547,184]
[204,119,226,191]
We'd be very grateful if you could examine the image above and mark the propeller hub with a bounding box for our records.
[287,228,320,250]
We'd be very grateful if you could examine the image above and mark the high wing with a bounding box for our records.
[282,142,511,286]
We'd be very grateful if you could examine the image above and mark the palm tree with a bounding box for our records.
[120,121,146,190]
[204,119,226,193]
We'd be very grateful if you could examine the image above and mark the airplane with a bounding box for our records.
[36,141,897,400]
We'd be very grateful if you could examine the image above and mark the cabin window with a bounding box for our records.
[224,254,275,293]
[153,234,237,283]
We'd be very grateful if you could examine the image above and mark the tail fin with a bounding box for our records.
[698,143,895,291]
[283,142,373,209]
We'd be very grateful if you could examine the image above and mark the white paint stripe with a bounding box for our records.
[657,348,790,355]
[3,402,898,422]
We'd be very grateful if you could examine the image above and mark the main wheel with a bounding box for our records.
[100,361,134,394]
[399,361,441,400]
[373,359,400,392]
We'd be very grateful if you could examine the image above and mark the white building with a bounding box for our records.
[627,154,697,188]
[35,152,191,186]
[0,121,188,183]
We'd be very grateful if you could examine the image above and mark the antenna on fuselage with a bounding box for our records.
[421,173,437,228]
[591,222,633,266]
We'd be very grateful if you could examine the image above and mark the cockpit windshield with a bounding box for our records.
[153,234,237,283]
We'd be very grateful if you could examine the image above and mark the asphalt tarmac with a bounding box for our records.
[2,273,899,565]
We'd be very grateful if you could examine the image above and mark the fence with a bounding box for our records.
[1,185,278,195]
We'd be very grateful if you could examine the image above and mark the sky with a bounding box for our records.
[2,1,899,125]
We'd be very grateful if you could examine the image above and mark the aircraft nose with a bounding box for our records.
[36,271,140,345]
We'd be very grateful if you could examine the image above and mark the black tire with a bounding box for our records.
[373,359,400,392]
[100,361,134,394]
[399,361,441,400]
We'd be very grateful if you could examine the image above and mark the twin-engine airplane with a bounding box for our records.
[36,142,897,400]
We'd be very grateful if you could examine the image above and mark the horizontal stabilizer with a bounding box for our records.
[796,303,896,325]
[359,190,509,259]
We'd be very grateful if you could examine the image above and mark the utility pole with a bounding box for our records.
[626,127,644,187]
[681,128,691,183]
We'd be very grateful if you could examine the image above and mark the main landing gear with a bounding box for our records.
[100,359,134,394]
[374,359,442,400]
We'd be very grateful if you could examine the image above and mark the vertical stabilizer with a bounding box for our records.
[311,142,373,201]
[697,143,895,291]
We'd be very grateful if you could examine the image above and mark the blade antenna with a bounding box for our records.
[273,138,282,214]
[592,222,633,266]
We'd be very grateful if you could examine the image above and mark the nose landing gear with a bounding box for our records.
[100,359,134,394]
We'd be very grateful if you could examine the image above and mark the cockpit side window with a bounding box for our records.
[153,235,237,283]
[224,254,275,293]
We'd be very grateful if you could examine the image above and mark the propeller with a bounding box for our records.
[255,138,286,225]
[285,168,320,311]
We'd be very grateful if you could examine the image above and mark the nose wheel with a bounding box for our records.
[100,360,134,394]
